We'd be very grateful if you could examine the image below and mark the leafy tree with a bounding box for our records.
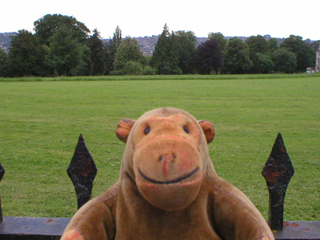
[0,48,6,64]
[46,26,84,76]
[143,66,157,75]
[33,14,91,76]
[273,49,297,73]
[6,30,46,76]
[245,35,269,73]
[253,53,274,73]
[110,26,122,52]
[208,32,227,52]
[143,55,152,66]
[246,35,269,57]
[88,29,105,75]
[280,35,314,72]
[151,24,181,74]
[113,37,143,70]
[305,43,317,69]
[0,48,8,76]
[108,26,122,71]
[224,37,253,74]
[69,44,90,76]
[34,14,90,45]
[267,38,280,70]
[123,61,143,75]
[175,31,197,74]
[103,42,112,75]
[193,39,223,74]
[268,38,279,53]
[206,32,227,73]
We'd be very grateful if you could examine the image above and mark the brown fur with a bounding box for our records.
[61,107,274,240]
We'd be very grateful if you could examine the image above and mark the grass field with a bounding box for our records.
[0,74,319,221]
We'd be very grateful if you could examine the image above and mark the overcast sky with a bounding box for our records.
[1,0,320,40]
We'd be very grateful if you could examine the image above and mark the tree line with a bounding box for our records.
[0,14,319,77]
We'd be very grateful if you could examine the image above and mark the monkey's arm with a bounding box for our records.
[211,177,274,240]
[61,184,119,240]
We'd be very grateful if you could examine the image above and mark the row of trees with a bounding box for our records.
[0,14,319,77]
[152,27,318,74]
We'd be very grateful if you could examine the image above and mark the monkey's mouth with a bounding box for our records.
[138,167,199,185]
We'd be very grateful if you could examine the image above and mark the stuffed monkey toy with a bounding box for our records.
[61,107,274,240]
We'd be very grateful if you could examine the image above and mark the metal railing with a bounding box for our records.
[0,133,319,240]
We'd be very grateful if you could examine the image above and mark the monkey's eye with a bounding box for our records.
[183,126,190,134]
[144,126,151,135]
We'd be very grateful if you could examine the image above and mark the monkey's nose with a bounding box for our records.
[159,153,177,162]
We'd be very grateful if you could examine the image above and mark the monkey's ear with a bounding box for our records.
[116,119,136,143]
[198,120,215,143]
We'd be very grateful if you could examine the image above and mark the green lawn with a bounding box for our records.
[0,74,319,221]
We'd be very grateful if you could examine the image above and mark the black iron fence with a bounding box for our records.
[0,133,319,240]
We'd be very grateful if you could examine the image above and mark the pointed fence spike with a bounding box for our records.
[67,134,97,209]
[0,163,4,182]
[262,133,294,231]
[0,163,4,223]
